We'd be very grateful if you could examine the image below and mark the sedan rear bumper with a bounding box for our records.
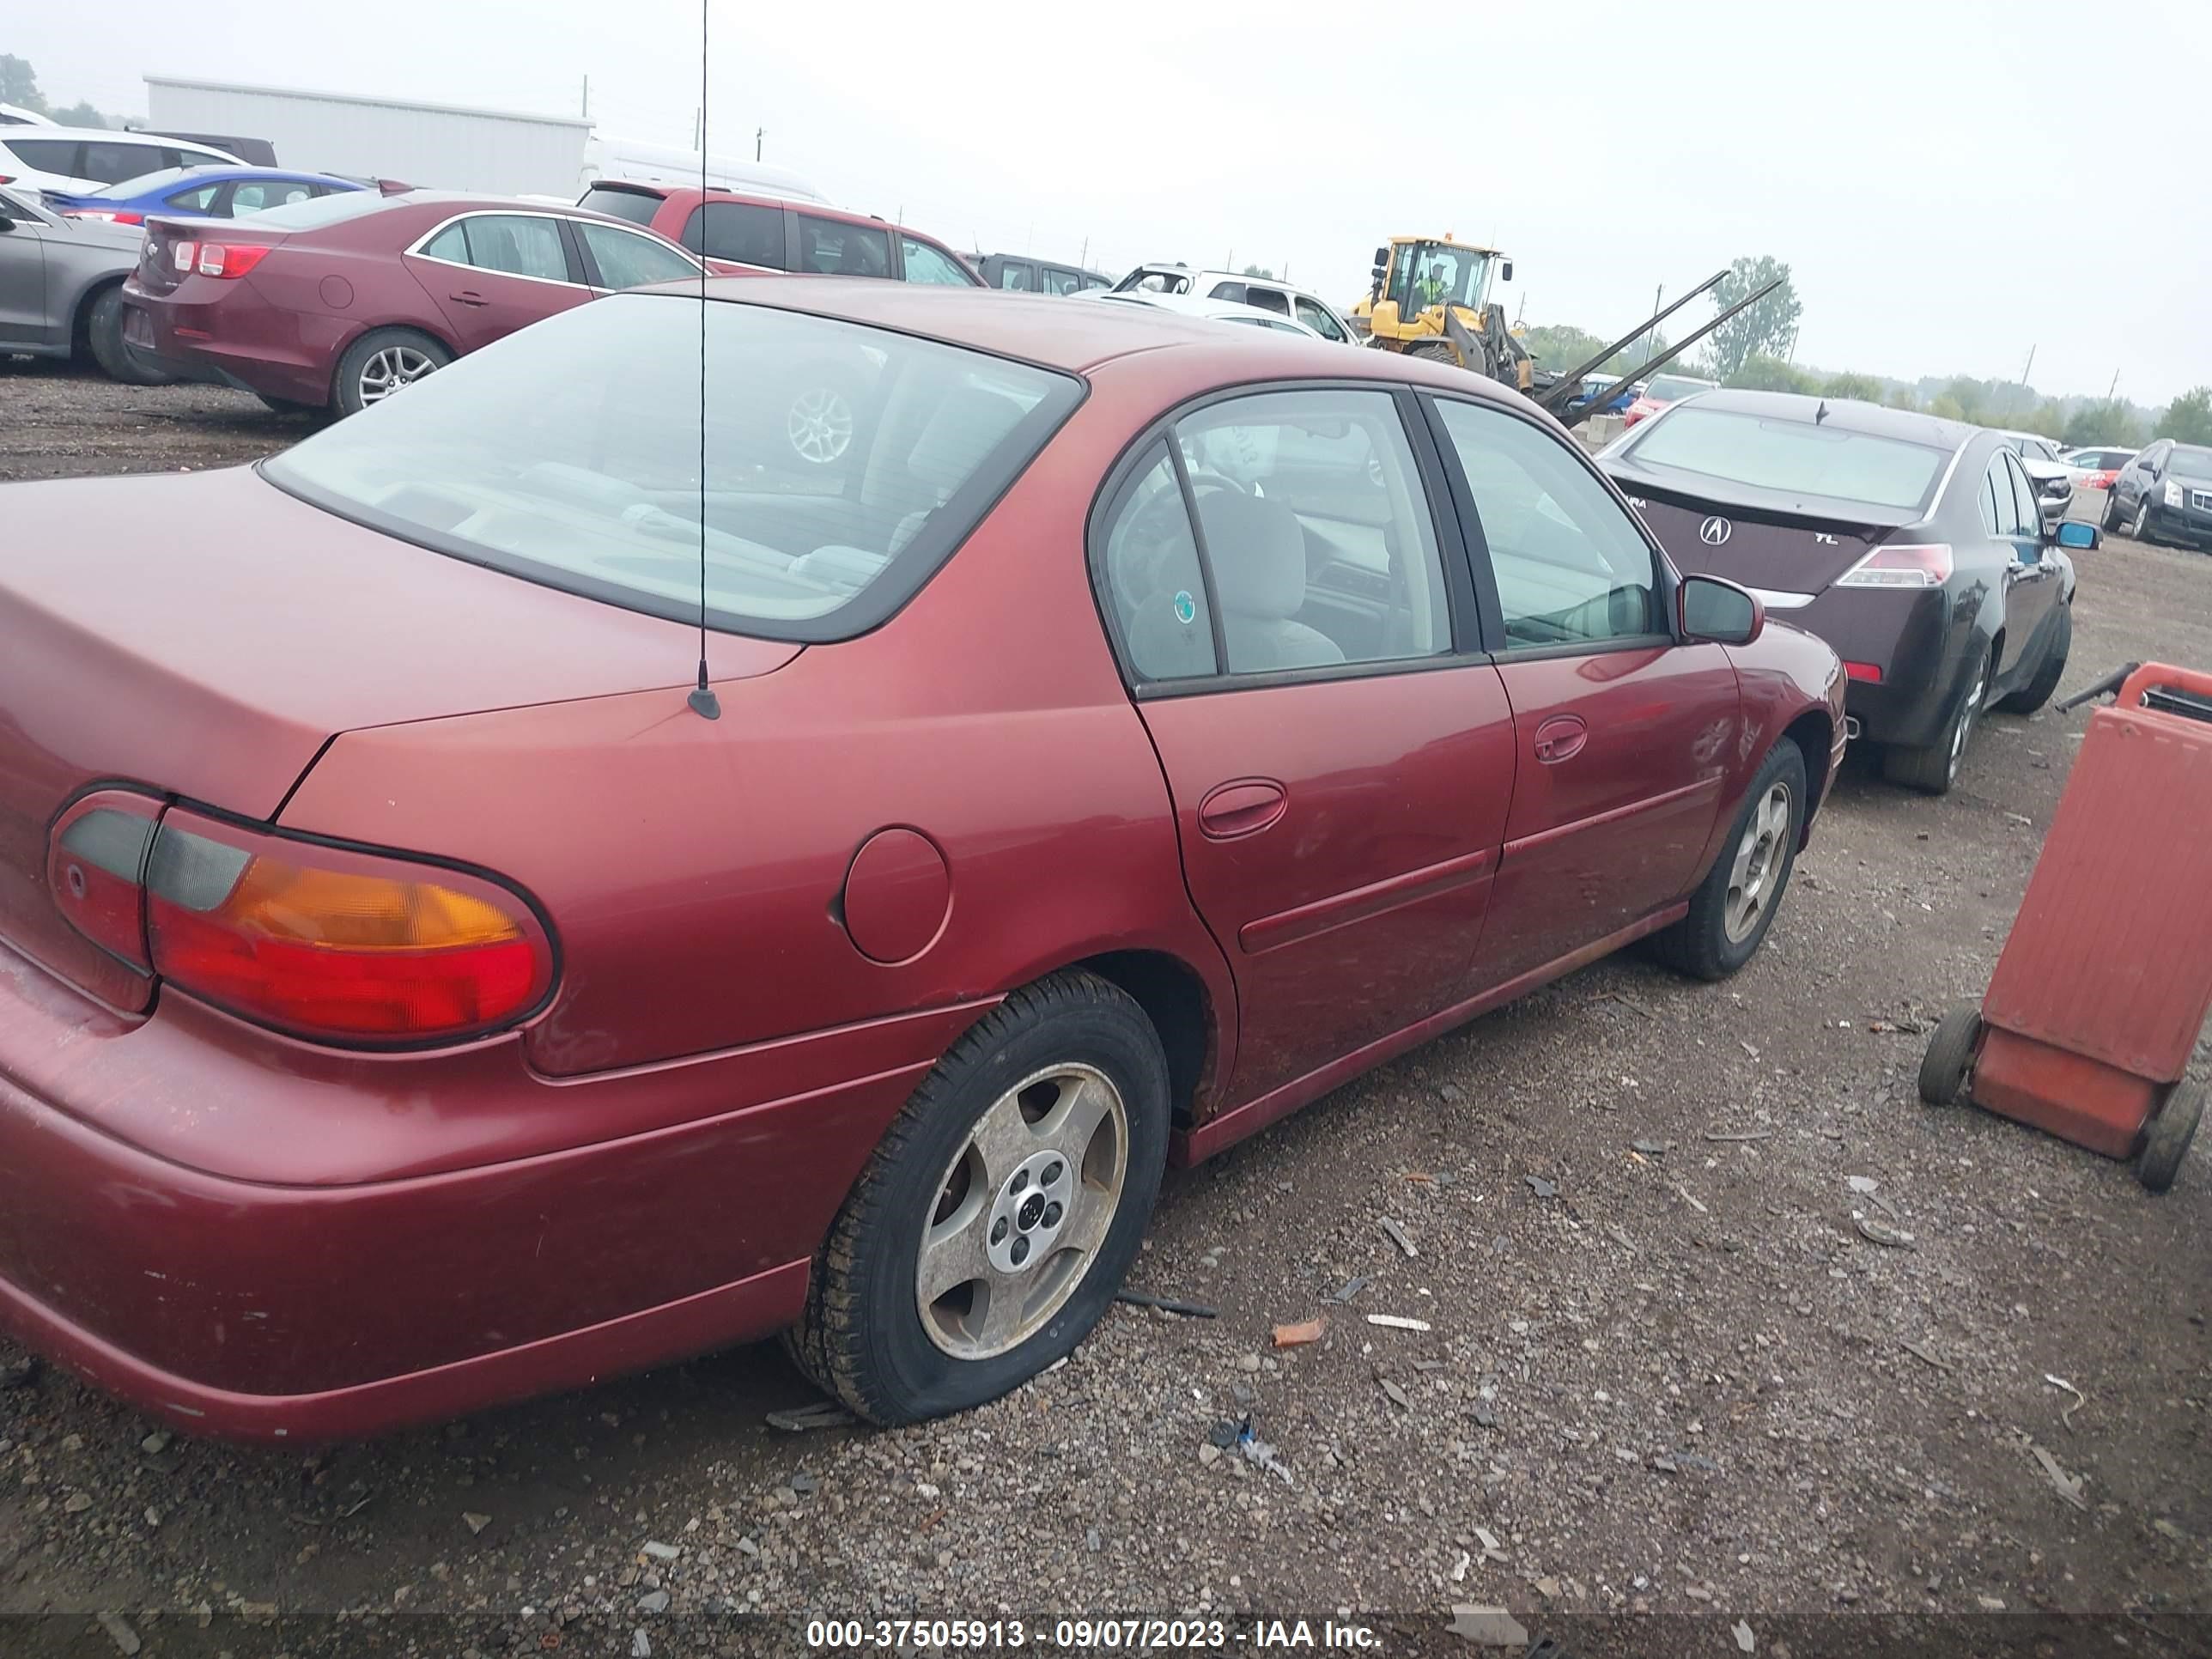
[1778,586,1959,750]
[0,936,962,1442]
[122,281,340,408]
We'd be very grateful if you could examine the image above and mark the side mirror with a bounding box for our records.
[1679,574,1763,646]
[1371,246,1388,270]
[1499,259,1514,283]
[2053,520,2100,550]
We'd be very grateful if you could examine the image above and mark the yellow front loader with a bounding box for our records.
[1350,236,1540,392]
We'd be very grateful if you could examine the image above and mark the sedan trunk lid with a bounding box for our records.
[0,467,796,1009]
[1610,472,1911,595]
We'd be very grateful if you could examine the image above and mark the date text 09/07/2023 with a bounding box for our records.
[803,1617,1385,1649]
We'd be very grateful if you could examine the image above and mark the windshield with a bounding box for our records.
[2170,447,2212,480]
[1626,407,1948,511]
[1401,244,1490,310]
[264,295,1081,641]
[1645,374,1717,403]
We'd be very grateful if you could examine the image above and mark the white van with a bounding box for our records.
[579,134,826,204]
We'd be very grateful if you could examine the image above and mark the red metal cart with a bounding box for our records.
[1919,661,2212,1191]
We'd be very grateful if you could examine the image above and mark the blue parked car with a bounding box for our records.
[41,165,362,228]
[1566,372,1640,416]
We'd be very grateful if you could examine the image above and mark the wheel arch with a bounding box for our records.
[67,272,125,357]
[1780,708,1832,841]
[328,319,460,403]
[1066,948,1221,1130]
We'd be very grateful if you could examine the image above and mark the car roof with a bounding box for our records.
[1668,387,1978,450]
[584,179,930,234]
[0,125,232,146]
[1096,291,1321,334]
[662,279,1525,390]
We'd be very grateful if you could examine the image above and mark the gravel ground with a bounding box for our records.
[0,368,2207,1656]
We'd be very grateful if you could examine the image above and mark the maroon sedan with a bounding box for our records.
[121,187,703,416]
[0,285,1844,1440]
[577,180,982,286]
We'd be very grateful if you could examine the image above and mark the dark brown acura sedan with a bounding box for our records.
[1602,391,2099,794]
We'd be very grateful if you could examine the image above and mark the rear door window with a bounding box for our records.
[684,200,785,267]
[440,215,574,283]
[996,259,1036,290]
[1206,280,1248,304]
[798,215,890,277]
[228,178,317,215]
[79,142,165,185]
[166,182,223,212]
[1243,286,1291,317]
[2004,453,2041,535]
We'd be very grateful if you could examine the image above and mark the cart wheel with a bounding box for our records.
[1918,1006,1984,1105]
[2138,1082,2204,1194]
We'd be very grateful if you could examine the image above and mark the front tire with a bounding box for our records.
[1997,602,2070,714]
[332,327,451,416]
[2100,489,2123,532]
[86,286,173,386]
[1884,642,1993,795]
[2131,498,2157,546]
[787,970,1170,1425]
[1652,738,1806,981]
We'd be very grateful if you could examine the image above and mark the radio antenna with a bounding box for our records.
[685,0,721,720]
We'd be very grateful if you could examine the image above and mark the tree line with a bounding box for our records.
[0,54,120,129]
[1524,253,2211,447]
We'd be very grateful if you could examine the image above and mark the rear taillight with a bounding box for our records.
[1835,543,1952,589]
[49,801,554,1046]
[64,210,143,225]
[194,242,270,279]
[1844,661,1884,684]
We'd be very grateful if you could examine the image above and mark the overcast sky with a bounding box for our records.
[15,0,2208,404]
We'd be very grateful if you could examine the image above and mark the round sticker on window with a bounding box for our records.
[1173,590,1196,625]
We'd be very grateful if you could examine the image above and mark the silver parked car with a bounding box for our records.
[0,186,170,384]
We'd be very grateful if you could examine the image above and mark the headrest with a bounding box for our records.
[908,387,1029,495]
[1196,489,1305,622]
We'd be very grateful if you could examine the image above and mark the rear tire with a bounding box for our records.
[332,327,452,416]
[1997,603,2070,714]
[1917,1006,1984,1105]
[2139,1083,2203,1194]
[86,286,173,386]
[1884,642,1993,795]
[787,970,1170,1425]
[1651,738,1805,981]
[1409,341,1462,369]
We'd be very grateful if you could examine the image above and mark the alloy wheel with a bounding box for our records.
[1723,779,1795,945]
[915,1063,1129,1361]
[2133,500,2150,540]
[359,345,439,404]
[787,387,854,465]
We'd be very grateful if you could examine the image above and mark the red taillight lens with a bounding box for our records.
[64,210,143,225]
[1844,660,1884,684]
[52,806,556,1046]
[1834,542,1953,589]
[194,242,270,279]
[46,793,162,971]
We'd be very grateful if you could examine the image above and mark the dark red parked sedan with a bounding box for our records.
[576,180,981,286]
[120,187,704,416]
[0,285,1844,1440]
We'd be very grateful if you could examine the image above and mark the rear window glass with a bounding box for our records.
[1626,407,1948,512]
[248,188,397,230]
[263,295,1080,642]
[577,185,663,226]
[1645,374,1716,402]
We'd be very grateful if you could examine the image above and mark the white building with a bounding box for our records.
[143,76,592,198]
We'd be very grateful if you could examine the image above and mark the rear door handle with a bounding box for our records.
[1532,714,1589,763]
[1198,779,1287,840]
[451,289,489,307]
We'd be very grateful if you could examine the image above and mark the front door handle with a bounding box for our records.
[451,289,489,307]
[1198,778,1287,840]
[1532,713,1589,763]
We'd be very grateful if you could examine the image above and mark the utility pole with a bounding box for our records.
[580,75,589,119]
[2021,344,2036,385]
[755,127,763,161]
[1079,236,1088,270]
[692,108,702,150]
[2107,368,2120,401]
